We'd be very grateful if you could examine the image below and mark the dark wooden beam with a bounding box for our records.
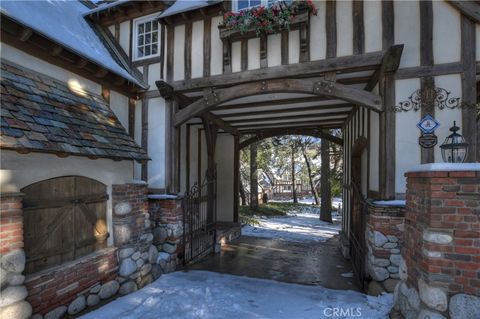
[352,0,365,55]
[18,28,33,42]
[448,1,480,23]
[394,62,464,79]
[281,31,289,65]
[214,96,334,111]
[233,135,240,222]
[216,103,352,118]
[128,98,136,139]
[203,112,240,136]
[239,123,343,133]
[461,16,478,161]
[174,78,383,126]
[234,119,346,129]
[260,34,268,68]
[365,44,404,91]
[184,22,192,82]
[203,18,211,77]
[226,110,351,124]
[50,45,63,57]
[141,65,149,182]
[241,39,248,71]
[326,0,337,58]
[170,49,386,92]
[166,24,174,82]
[239,129,343,148]
[420,1,435,164]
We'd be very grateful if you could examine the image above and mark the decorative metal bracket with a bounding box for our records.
[203,88,219,106]
[314,79,336,94]
[394,85,474,112]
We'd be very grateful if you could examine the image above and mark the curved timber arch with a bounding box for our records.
[239,129,343,149]
[174,78,383,127]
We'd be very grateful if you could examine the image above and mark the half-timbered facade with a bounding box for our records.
[104,0,478,237]
[1,1,479,318]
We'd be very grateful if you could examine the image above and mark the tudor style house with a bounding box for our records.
[1,1,479,319]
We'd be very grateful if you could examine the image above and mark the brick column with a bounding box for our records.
[394,166,480,319]
[0,193,31,319]
[365,202,405,294]
[111,182,161,297]
[149,196,183,273]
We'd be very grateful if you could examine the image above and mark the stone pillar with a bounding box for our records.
[394,166,480,319]
[112,182,160,294]
[365,202,405,294]
[0,193,31,319]
[149,195,183,273]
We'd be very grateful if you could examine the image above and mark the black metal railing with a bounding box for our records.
[182,176,217,265]
[349,181,368,290]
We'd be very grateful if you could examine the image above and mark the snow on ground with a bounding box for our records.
[81,271,393,319]
[242,204,342,243]
[270,197,343,209]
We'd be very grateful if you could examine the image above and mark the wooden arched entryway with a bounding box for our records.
[21,176,108,274]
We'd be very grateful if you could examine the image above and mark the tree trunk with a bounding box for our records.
[239,179,247,206]
[320,138,332,222]
[250,143,259,210]
[291,145,298,203]
[303,148,319,205]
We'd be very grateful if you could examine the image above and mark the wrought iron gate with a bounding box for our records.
[349,181,368,290]
[182,177,217,265]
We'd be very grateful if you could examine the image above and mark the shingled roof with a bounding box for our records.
[0,61,148,162]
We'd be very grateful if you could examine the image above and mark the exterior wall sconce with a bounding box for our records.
[440,121,468,163]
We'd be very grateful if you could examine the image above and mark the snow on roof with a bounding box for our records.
[158,0,222,19]
[85,0,131,15]
[0,0,144,87]
[406,163,480,173]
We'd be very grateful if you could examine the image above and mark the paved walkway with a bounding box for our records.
[187,235,360,291]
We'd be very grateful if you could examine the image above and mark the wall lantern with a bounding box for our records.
[440,121,468,163]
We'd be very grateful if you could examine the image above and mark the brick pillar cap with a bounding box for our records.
[148,194,179,200]
[0,192,24,198]
[405,163,480,176]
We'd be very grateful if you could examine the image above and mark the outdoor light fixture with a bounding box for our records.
[440,121,468,163]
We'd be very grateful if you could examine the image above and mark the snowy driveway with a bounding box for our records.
[81,271,393,319]
[242,207,342,243]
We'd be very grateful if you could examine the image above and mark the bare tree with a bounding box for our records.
[320,136,332,222]
[250,143,259,210]
[301,141,320,205]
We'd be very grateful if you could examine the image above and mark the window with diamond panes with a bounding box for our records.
[135,18,159,60]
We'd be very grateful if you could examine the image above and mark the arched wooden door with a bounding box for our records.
[21,176,108,274]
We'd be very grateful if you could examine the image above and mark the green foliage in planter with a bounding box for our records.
[221,1,317,36]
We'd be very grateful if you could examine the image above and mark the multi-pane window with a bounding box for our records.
[134,15,160,60]
[233,0,283,11]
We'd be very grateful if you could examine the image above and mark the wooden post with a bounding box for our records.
[202,117,218,224]
[233,135,240,222]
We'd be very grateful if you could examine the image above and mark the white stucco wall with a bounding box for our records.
[1,43,101,95]
[191,20,204,79]
[395,78,421,193]
[248,38,260,70]
[364,0,382,53]
[394,0,420,68]
[109,90,129,130]
[215,135,234,222]
[148,63,161,90]
[288,30,300,64]
[369,111,380,192]
[336,0,353,57]
[134,100,143,180]
[173,24,186,81]
[232,41,241,73]
[310,1,326,60]
[147,97,166,189]
[0,150,134,246]
[433,1,461,64]
[210,16,223,76]
[433,74,463,162]
[119,21,130,57]
[267,33,281,67]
